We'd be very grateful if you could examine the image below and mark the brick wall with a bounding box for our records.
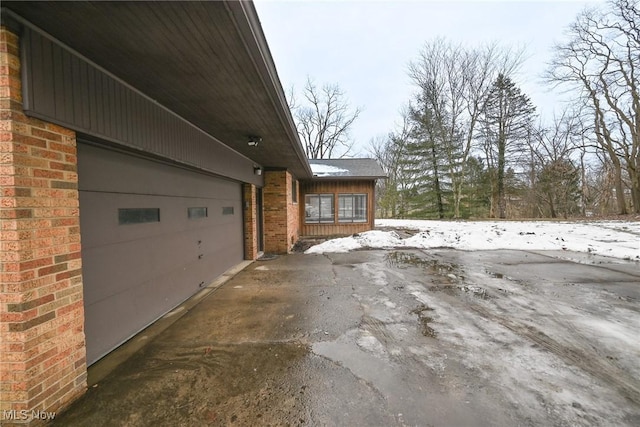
[0,26,87,425]
[242,183,258,260]
[263,170,299,254]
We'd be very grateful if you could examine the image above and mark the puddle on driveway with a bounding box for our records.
[487,270,504,279]
[410,304,437,338]
[459,285,491,299]
[385,251,432,268]
[427,283,493,300]
[385,251,497,301]
[427,284,459,295]
[385,251,460,275]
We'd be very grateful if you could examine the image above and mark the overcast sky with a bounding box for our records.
[254,0,606,156]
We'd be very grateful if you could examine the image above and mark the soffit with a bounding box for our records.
[3,1,311,179]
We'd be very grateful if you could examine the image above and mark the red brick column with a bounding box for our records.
[0,26,87,424]
[263,170,299,254]
[242,183,258,260]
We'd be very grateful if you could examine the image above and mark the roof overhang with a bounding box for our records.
[2,1,312,179]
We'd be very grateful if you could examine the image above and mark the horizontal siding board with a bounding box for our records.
[21,26,259,185]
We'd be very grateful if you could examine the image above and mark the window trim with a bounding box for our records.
[291,180,298,204]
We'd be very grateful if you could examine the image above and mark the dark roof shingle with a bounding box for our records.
[309,158,386,179]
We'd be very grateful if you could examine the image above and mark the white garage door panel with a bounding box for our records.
[78,143,244,364]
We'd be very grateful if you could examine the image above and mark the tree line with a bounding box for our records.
[292,0,638,219]
[370,0,638,219]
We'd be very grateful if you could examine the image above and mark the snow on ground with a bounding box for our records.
[304,219,640,261]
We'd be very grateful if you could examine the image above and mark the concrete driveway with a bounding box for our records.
[54,249,640,426]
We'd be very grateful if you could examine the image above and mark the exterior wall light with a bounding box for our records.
[254,166,262,176]
[248,136,262,147]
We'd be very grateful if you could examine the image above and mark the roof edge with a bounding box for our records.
[225,1,312,179]
[306,176,386,181]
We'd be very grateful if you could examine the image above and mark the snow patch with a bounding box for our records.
[304,220,640,261]
[305,230,403,254]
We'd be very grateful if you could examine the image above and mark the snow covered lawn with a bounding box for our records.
[304,219,640,261]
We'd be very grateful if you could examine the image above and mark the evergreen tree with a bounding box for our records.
[462,156,492,218]
[402,94,458,219]
[478,74,536,218]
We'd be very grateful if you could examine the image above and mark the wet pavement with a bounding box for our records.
[55,249,640,426]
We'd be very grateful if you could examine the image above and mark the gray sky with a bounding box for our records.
[254,0,605,156]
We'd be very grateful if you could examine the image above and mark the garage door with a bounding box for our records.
[78,142,244,364]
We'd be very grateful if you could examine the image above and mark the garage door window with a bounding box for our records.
[188,207,208,219]
[118,208,160,225]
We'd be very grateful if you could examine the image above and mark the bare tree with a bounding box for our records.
[368,109,417,218]
[293,77,361,159]
[528,109,584,218]
[407,38,525,218]
[546,0,639,213]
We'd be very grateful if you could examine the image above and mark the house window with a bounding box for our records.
[118,208,160,225]
[338,194,368,223]
[188,207,207,219]
[305,194,334,223]
[292,180,298,204]
[222,206,234,215]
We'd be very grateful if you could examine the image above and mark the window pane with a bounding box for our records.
[338,194,367,223]
[292,180,298,203]
[118,208,160,225]
[319,195,334,223]
[354,195,367,222]
[305,194,334,223]
[305,195,320,223]
[188,207,207,219]
[338,195,353,221]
